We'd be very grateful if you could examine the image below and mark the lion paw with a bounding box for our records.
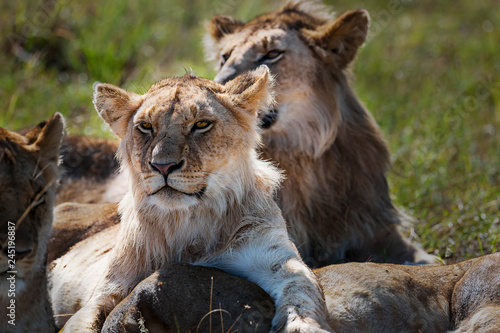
[272,316,333,333]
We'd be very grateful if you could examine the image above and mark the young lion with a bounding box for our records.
[49,67,332,332]
[204,1,436,266]
[0,113,64,333]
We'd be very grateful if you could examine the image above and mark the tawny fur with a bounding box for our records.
[316,252,500,332]
[49,68,332,332]
[48,202,119,263]
[204,1,436,266]
[56,135,124,205]
[0,113,64,333]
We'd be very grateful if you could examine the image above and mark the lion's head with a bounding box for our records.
[93,66,278,214]
[0,113,63,290]
[205,2,370,159]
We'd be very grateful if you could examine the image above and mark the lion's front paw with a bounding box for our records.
[60,306,103,333]
[272,315,333,333]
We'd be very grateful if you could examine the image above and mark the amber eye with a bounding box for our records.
[138,122,153,133]
[260,50,283,63]
[267,50,281,59]
[192,121,212,132]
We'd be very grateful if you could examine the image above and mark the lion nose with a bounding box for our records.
[150,160,184,178]
[214,66,238,84]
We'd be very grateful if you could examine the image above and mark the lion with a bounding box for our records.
[203,1,436,266]
[102,252,500,332]
[0,113,64,333]
[49,67,332,332]
[316,252,500,332]
[54,1,436,266]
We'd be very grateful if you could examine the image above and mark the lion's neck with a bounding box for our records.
[261,78,400,264]
[109,155,281,293]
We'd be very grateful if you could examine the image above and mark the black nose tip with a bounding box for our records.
[150,160,184,178]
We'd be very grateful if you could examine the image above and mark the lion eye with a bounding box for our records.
[260,50,283,63]
[267,50,281,59]
[192,121,212,132]
[138,122,153,133]
[221,50,232,66]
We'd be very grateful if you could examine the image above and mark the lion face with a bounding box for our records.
[94,67,274,210]
[0,114,63,287]
[205,4,370,157]
[211,27,317,127]
[125,82,256,208]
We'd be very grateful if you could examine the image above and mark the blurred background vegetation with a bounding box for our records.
[1,0,498,262]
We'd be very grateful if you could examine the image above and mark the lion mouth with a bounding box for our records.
[149,185,206,198]
[260,109,279,129]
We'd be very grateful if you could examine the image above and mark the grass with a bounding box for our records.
[1,0,498,263]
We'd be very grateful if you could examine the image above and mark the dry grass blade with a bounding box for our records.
[196,309,231,333]
[210,276,213,333]
[225,305,250,333]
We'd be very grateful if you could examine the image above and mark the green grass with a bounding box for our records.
[1,0,498,262]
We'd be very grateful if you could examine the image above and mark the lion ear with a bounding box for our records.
[93,83,143,139]
[203,15,244,64]
[221,65,275,116]
[205,15,244,42]
[32,112,65,163]
[304,9,370,69]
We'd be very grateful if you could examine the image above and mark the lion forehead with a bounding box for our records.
[245,28,288,46]
[134,88,223,127]
[223,28,291,55]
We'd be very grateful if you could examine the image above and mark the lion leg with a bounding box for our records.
[102,264,274,332]
[59,299,110,332]
[213,226,333,333]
